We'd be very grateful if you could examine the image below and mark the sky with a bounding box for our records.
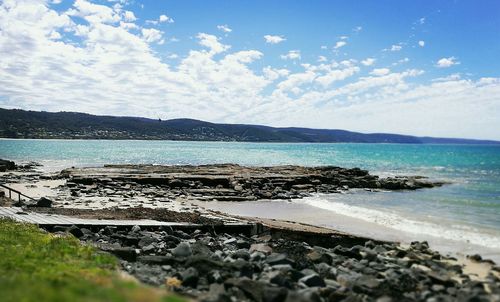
[1,0,500,140]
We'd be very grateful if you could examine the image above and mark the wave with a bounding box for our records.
[300,195,500,249]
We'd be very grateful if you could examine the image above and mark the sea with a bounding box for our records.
[1,139,499,261]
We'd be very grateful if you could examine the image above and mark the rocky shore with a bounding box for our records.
[2,160,499,301]
[43,223,500,302]
[58,164,445,203]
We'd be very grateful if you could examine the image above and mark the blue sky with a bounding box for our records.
[1,0,500,139]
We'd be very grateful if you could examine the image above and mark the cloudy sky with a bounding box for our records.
[1,0,500,140]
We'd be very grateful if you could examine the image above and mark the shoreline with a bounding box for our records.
[1,162,499,300]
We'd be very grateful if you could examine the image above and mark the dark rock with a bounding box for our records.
[263,287,288,302]
[0,159,16,171]
[138,236,157,248]
[285,288,322,302]
[67,225,84,238]
[137,255,177,264]
[163,234,182,244]
[233,249,251,260]
[201,283,231,302]
[107,247,137,261]
[468,254,482,262]
[299,274,326,287]
[172,242,192,258]
[36,197,52,207]
[186,256,225,274]
[269,271,293,289]
[207,270,224,284]
[236,239,251,249]
[225,278,266,302]
[267,253,295,266]
[181,267,199,287]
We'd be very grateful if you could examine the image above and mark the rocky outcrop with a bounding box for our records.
[0,159,15,172]
[45,224,500,301]
[60,164,446,202]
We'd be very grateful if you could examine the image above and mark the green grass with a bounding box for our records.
[0,219,186,302]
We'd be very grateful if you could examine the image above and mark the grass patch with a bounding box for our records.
[0,219,186,302]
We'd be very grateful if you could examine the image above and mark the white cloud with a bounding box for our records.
[141,28,163,43]
[315,66,359,87]
[264,35,286,44]
[146,14,174,25]
[361,58,375,66]
[370,68,390,76]
[280,50,301,60]
[334,41,347,49]
[67,0,121,24]
[353,26,362,32]
[419,17,426,24]
[1,0,500,140]
[390,44,402,51]
[123,10,136,22]
[436,57,459,68]
[159,14,173,23]
[120,21,138,30]
[217,24,232,33]
[320,45,327,50]
[197,33,230,54]
[263,66,290,81]
[418,40,425,47]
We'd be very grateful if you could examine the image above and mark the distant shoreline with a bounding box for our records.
[2,107,499,144]
[2,137,500,146]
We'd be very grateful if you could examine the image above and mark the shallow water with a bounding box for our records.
[1,139,499,259]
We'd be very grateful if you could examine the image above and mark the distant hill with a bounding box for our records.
[0,108,499,144]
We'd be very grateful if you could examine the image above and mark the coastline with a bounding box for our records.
[1,162,499,300]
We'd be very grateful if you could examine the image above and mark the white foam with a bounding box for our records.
[300,195,500,249]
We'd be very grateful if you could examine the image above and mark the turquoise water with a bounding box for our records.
[1,139,499,252]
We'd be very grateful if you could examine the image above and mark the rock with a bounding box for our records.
[225,278,265,302]
[181,267,199,287]
[207,270,223,284]
[426,271,455,286]
[355,275,380,290]
[67,225,84,238]
[201,283,231,302]
[137,255,175,265]
[267,253,295,266]
[223,238,237,245]
[263,286,288,302]
[236,239,251,249]
[233,249,251,260]
[172,242,192,258]
[163,234,182,244]
[298,274,326,287]
[130,225,141,233]
[185,255,225,274]
[36,197,52,207]
[269,271,293,289]
[250,243,273,254]
[107,247,137,261]
[285,288,322,302]
[141,244,156,253]
[138,236,157,248]
[468,254,482,262]
[0,159,16,171]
